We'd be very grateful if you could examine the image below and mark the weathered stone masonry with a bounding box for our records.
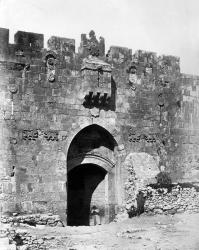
[0,27,199,225]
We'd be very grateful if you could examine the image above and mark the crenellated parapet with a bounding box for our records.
[0,28,44,62]
[78,30,105,58]
[131,50,180,76]
[0,28,9,56]
[0,27,199,219]
[0,27,181,77]
[14,30,44,50]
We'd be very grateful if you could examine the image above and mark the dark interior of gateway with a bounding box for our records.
[67,163,106,226]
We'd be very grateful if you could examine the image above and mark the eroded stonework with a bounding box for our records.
[0,27,199,225]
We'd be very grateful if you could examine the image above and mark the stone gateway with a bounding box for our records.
[0,28,199,226]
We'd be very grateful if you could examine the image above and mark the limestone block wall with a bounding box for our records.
[0,59,18,215]
[170,74,199,183]
[0,27,199,220]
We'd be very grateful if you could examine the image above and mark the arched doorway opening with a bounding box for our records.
[67,124,117,226]
[67,163,106,226]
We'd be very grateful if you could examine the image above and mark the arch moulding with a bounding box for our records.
[63,121,120,157]
[67,153,115,173]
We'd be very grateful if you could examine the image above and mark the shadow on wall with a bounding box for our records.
[83,76,116,111]
[67,164,106,226]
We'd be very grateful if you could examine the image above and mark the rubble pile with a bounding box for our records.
[1,214,64,227]
[6,228,46,250]
[125,159,199,216]
[145,185,199,214]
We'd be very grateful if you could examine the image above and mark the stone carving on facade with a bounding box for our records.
[46,56,56,82]
[128,130,157,143]
[22,130,38,141]
[83,91,111,109]
[8,84,18,94]
[157,93,165,127]
[7,78,19,122]
[157,75,170,88]
[81,56,112,109]
[158,58,172,74]
[42,130,59,141]
[90,107,100,118]
[87,31,103,56]
[44,51,57,82]
[79,30,105,57]
[127,65,137,91]
[158,93,165,107]
[22,129,59,141]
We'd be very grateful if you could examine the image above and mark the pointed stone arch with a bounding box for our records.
[66,124,118,226]
[64,122,120,157]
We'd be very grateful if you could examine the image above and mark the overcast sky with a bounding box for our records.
[0,0,199,75]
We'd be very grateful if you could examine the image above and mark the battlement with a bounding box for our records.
[14,30,44,49]
[0,28,44,61]
[131,50,181,75]
[47,36,75,53]
[0,28,9,54]
[0,27,181,75]
[0,28,75,62]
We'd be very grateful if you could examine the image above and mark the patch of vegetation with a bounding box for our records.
[156,171,172,186]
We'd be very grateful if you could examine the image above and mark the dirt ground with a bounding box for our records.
[16,212,199,250]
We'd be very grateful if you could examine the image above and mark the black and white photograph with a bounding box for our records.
[0,0,199,249]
